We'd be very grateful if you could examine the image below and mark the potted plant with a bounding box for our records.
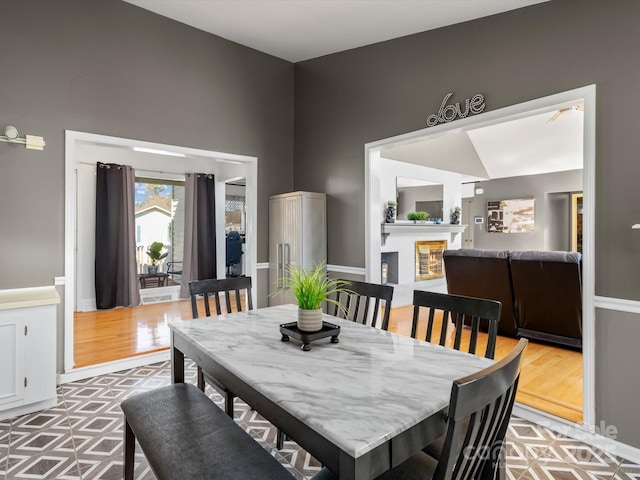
[407,211,430,222]
[146,241,168,274]
[277,262,351,332]
[385,200,397,223]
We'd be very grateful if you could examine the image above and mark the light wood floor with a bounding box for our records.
[74,301,583,423]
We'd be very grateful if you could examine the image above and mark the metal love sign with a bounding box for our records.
[426,93,486,127]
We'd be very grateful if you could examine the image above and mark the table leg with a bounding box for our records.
[171,333,185,384]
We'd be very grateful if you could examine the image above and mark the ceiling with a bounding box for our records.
[383,107,584,183]
[124,0,548,63]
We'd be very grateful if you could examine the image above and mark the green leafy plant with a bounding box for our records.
[276,262,351,311]
[454,205,462,212]
[146,241,168,266]
[407,211,430,221]
[387,200,397,207]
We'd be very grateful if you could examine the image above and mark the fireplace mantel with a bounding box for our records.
[380,222,467,246]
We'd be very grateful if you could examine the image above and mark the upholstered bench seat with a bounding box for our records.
[120,383,294,480]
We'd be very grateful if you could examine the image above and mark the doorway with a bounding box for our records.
[64,131,258,378]
[365,86,596,429]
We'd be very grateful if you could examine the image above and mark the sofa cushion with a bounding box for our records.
[509,250,582,347]
[443,249,518,337]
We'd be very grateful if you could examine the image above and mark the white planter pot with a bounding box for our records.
[297,308,323,332]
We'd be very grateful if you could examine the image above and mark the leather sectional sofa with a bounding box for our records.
[443,249,582,348]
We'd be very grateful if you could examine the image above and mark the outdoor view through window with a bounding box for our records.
[135,178,185,287]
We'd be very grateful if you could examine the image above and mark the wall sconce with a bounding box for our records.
[0,125,46,151]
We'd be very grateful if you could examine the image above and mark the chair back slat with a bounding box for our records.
[189,277,253,318]
[433,338,527,480]
[330,279,394,330]
[412,290,502,359]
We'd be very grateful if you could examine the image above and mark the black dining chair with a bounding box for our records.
[375,338,528,480]
[189,276,289,451]
[411,290,501,359]
[330,279,394,330]
[189,276,253,417]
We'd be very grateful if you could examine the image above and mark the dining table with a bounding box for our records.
[169,304,493,480]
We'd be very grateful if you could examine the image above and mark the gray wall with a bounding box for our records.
[471,169,582,251]
[0,0,294,370]
[293,0,640,447]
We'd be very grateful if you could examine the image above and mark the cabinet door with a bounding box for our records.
[0,314,25,407]
[23,306,56,404]
[269,195,301,306]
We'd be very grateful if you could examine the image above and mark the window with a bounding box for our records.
[134,178,185,284]
[225,194,245,233]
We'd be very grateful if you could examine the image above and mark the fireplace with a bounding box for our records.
[415,240,447,281]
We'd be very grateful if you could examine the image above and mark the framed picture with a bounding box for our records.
[487,198,535,233]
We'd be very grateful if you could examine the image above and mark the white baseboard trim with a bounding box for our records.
[59,351,170,384]
[594,295,640,315]
[0,398,58,422]
[258,263,366,276]
[514,403,640,464]
[326,264,366,276]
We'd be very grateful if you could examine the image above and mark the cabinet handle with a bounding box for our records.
[24,325,28,336]
[24,377,28,388]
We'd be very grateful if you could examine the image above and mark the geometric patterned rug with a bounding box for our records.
[1,360,639,479]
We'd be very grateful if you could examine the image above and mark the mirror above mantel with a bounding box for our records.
[396,176,444,222]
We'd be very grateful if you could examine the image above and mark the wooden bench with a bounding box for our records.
[120,383,294,480]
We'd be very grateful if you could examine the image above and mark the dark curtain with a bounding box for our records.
[180,173,217,298]
[95,162,140,309]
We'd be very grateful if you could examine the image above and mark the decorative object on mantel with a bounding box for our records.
[280,321,340,351]
[450,206,461,225]
[426,93,486,127]
[407,211,430,223]
[146,241,168,275]
[385,200,397,223]
[271,262,350,332]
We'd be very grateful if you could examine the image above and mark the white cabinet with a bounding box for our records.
[0,286,59,420]
[269,192,326,305]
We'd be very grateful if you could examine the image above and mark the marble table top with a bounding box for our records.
[169,304,492,458]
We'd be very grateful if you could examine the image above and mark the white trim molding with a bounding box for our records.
[59,351,170,384]
[594,295,640,315]
[257,262,269,269]
[326,264,367,276]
